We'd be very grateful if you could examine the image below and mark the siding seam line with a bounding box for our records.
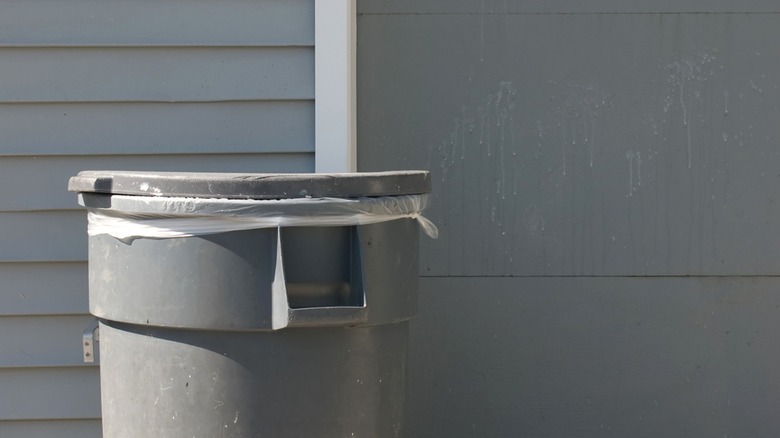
[358,11,780,16]
[421,275,780,279]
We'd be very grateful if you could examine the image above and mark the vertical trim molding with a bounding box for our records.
[315,0,357,173]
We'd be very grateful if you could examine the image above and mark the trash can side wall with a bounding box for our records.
[89,230,278,329]
[89,220,421,330]
[99,320,409,438]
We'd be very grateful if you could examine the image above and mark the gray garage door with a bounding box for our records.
[358,1,780,436]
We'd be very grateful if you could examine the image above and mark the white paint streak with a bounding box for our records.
[626,150,642,196]
[666,52,716,169]
[425,81,520,274]
[627,151,634,197]
[560,113,567,176]
[479,0,485,62]
[636,151,642,186]
[560,83,608,172]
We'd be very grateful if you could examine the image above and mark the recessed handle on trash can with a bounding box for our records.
[271,228,368,330]
[82,318,99,363]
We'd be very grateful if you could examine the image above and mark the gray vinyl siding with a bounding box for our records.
[358,1,780,437]
[0,102,312,156]
[0,263,87,315]
[0,420,102,438]
[358,0,780,13]
[0,0,314,435]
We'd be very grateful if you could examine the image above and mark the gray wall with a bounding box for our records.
[357,1,780,436]
[0,1,313,436]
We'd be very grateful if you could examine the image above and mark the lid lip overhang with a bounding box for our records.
[68,170,432,199]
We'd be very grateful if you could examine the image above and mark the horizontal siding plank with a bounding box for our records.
[0,315,97,368]
[0,153,314,211]
[0,419,101,438]
[0,101,313,155]
[358,0,780,14]
[0,263,87,316]
[0,47,313,102]
[0,367,100,420]
[0,0,312,46]
[0,211,86,262]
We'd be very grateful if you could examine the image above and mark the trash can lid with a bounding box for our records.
[68,170,431,199]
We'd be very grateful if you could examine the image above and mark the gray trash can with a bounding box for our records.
[68,170,434,438]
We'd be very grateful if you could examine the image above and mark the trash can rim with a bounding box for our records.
[68,170,431,199]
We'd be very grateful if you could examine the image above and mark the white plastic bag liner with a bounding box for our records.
[86,194,438,240]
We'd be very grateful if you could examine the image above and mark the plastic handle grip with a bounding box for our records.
[271,228,367,330]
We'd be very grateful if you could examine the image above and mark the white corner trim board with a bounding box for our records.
[315,0,357,173]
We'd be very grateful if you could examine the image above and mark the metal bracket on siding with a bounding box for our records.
[82,319,99,363]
